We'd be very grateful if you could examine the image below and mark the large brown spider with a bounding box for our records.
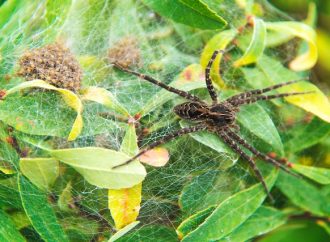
[114,50,309,200]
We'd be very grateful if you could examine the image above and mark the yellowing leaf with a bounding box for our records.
[19,158,59,191]
[81,87,130,117]
[234,17,266,67]
[108,183,142,229]
[0,160,15,174]
[58,181,76,212]
[108,125,142,231]
[200,29,237,88]
[266,22,317,71]
[50,147,146,189]
[139,147,170,167]
[5,80,83,141]
[177,64,204,84]
[279,81,330,123]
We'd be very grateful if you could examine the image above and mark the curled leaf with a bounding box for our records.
[234,17,266,67]
[266,22,317,71]
[81,87,130,117]
[139,147,170,167]
[108,221,140,242]
[291,164,330,185]
[5,80,83,141]
[279,81,330,123]
[20,158,59,191]
[257,56,330,123]
[200,29,237,87]
[108,183,142,230]
[50,147,146,189]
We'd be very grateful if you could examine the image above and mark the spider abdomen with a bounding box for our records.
[173,102,208,121]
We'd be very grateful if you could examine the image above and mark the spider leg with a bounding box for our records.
[218,130,274,201]
[113,124,206,169]
[205,50,224,104]
[114,65,202,103]
[225,129,300,178]
[226,79,305,104]
[230,91,313,106]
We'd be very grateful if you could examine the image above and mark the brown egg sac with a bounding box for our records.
[108,37,141,68]
[17,43,83,92]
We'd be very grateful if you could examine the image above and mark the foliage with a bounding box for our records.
[0,0,329,241]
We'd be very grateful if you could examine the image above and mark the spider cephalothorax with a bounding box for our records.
[113,49,310,200]
[174,101,238,127]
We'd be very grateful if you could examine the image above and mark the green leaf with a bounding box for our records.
[0,209,25,242]
[142,0,227,30]
[179,170,243,214]
[180,120,237,167]
[0,0,24,30]
[234,17,266,67]
[109,221,140,242]
[116,225,178,242]
[0,177,21,209]
[237,103,284,155]
[120,124,139,156]
[18,174,69,242]
[291,164,330,185]
[259,220,330,242]
[180,169,278,241]
[284,117,330,153]
[177,206,216,239]
[218,206,287,242]
[276,172,330,217]
[50,147,146,189]
[20,158,59,191]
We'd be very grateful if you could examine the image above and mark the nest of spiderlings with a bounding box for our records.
[108,36,141,68]
[17,43,83,92]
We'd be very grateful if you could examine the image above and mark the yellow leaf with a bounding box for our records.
[81,87,129,117]
[234,17,266,67]
[266,22,317,71]
[279,81,330,123]
[200,29,237,88]
[5,80,83,141]
[0,159,15,175]
[108,183,142,230]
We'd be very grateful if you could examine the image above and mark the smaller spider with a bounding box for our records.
[113,50,310,200]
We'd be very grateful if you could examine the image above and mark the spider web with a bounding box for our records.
[0,0,315,241]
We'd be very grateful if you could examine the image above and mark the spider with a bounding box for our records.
[113,50,310,200]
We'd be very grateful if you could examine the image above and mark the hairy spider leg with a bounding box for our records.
[113,125,206,169]
[219,130,274,201]
[225,129,300,177]
[230,91,313,106]
[226,79,306,104]
[205,50,225,104]
[114,65,202,103]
